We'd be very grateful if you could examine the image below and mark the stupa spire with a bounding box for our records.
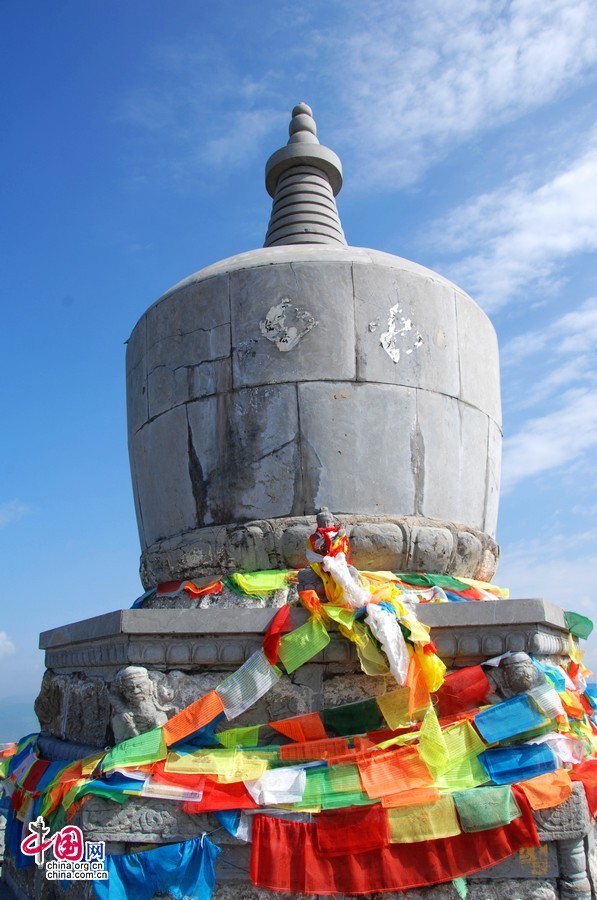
[264,103,347,247]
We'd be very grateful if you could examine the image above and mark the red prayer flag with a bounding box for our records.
[250,788,539,894]
[181,777,258,812]
[314,806,390,856]
[571,759,597,817]
[434,665,492,716]
[262,605,292,665]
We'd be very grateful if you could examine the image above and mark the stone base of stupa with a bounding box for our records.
[139,515,500,588]
[2,598,594,899]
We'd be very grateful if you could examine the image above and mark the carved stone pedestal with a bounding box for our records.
[3,597,594,899]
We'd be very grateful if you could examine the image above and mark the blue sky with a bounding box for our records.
[2,0,597,722]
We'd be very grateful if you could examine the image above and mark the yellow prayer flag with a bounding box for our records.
[387,794,461,842]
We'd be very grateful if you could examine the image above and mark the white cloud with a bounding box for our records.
[0,500,30,528]
[431,134,597,309]
[327,0,597,187]
[500,296,597,410]
[0,632,16,658]
[502,300,597,367]
[119,0,597,189]
[502,388,597,491]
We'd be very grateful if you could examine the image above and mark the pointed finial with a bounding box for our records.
[263,103,346,247]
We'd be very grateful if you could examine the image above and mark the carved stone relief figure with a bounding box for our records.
[109,666,172,741]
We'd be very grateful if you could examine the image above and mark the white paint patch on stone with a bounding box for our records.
[380,303,424,363]
[260,299,318,352]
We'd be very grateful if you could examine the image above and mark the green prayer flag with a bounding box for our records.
[278,616,330,674]
[393,572,468,591]
[453,877,468,898]
[225,570,291,597]
[293,767,374,811]
[434,756,489,791]
[453,785,520,832]
[353,621,390,676]
[419,707,449,774]
[322,697,384,736]
[216,725,261,748]
[102,727,167,771]
[564,611,594,640]
[323,606,356,630]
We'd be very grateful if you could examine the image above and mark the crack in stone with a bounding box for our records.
[146,322,230,354]
[186,414,208,529]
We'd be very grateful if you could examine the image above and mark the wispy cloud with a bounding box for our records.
[0,500,30,528]
[118,0,597,190]
[503,297,597,366]
[430,132,597,310]
[0,632,16,658]
[332,0,597,188]
[118,46,284,182]
[502,387,597,491]
[500,296,597,411]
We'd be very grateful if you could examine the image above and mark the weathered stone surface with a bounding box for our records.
[297,381,417,515]
[149,354,232,421]
[485,416,502,538]
[40,598,572,680]
[322,673,391,706]
[34,670,68,735]
[346,521,407,569]
[557,836,592,898]
[125,317,148,436]
[186,385,300,525]
[230,261,356,387]
[416,391,490,530]
[453,530,484,576]
[62,673,111,746]
[353,262,460,396]
[408,524,453,573]
[455,288,501,426]
[130,404,199,547]
[34,671,111,745]
[535,783,592,841]
[138,514,499,586]
[126,356,148,438]
[127,243,502,579]
[145,275,231,371]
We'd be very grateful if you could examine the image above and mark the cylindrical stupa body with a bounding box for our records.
[126,107,502,588]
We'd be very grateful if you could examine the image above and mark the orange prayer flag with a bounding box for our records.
[381,786,441,808]
[406,653,430,716]
[162,690,224,746]
[560,690,585,718]
[270,712,327,742]
[184,579,223,598]
[358,745,433,799]
[517,769,573,810]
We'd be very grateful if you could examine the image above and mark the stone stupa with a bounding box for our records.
[126,101,502,591]
[4,104,591,900]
